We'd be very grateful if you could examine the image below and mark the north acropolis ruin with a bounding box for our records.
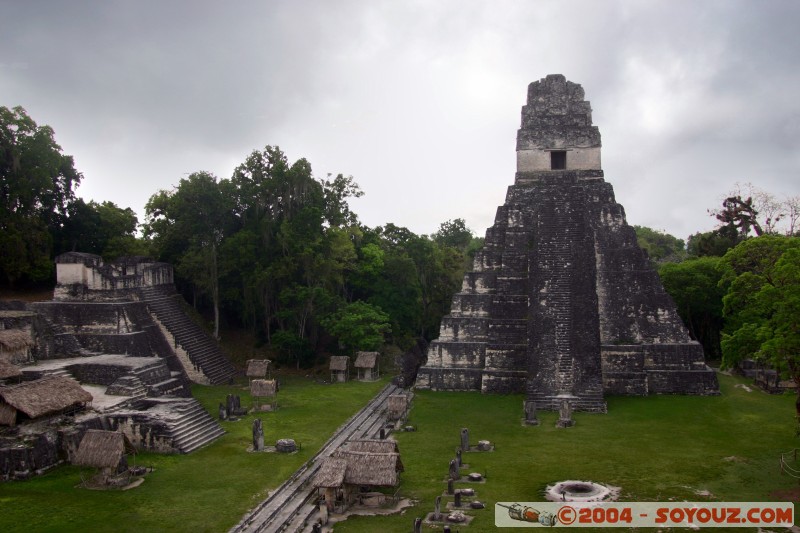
[416,75,719,411]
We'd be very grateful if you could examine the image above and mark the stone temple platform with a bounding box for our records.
[415,75,719,411]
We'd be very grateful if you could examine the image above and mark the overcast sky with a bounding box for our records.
[2,0,799,241]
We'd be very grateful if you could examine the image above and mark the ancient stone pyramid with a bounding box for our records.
[415,75,719,411]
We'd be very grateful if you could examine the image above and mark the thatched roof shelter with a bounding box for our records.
[387,394,409,418]
[329,356,349,372]
[343,439,399,454]
[0,376,92,420]
[0,360,22,379]
[314,457,348,488]
[331,449,404,487]
[246,359,270,378]
[73,430,136,469]
[354,352,378,369]
[250,379,277,397]
[0,330,34,352]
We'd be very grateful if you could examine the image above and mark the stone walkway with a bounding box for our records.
[231,383,401,533]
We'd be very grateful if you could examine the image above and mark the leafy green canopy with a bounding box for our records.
[634,225,686,263]
[659,256,725,359]
[143,147,475,364]
[0,106,82,285]
[719,235,800,416]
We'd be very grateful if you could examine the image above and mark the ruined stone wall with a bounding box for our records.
[73,332,153,357]
[105,413,177,453]
[54,253,173,302]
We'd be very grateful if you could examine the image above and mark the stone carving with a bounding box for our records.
[226,394,247,417]
[524,400,539,426]
[448,459,459,481]
[252,419,264,451]
[460,428,469,451]
[455,448,462,467]
[413,517,422,533]
[434,495,442,520]
[556,398,575,428]
[415,74,719,409]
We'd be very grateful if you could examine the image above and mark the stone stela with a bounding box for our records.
[416,74,720,413]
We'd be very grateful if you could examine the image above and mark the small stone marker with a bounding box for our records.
[434,495,442,520]
[468,472,483,482]
[226,394,235,417]
[252,419,264,451]
[455,448,462,467]
[524,399,539,426]
[448,458,459,480]
[556,398,575,428]
[447,478,454,495]
[477,440,491,451]
[276,439,297,453]
[454,490,462,508]
[471,500,485,509]
[460,428,469,451]
[218,402,227,420]
[413,517,422,533]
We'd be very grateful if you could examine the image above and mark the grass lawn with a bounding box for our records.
[334,372,800,532]
[0,372,797,532]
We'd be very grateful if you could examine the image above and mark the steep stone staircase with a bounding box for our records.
[105,397,226,454]
[137,285,236,385]
[527,179,606,412]
[166,399,226,454]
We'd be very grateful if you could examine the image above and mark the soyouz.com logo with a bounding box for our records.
[495,502,795,528]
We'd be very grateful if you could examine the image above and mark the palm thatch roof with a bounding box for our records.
[0,330,34,352]
[250,379,277,397]
[0,360,22,379]
[329,356,349,372]
[313,457,348,488]
[0,376,92,418]
[73,430,135,469]
[246,359,270,378]
[343,439,399,454]
[331,449,404,487]
[354,351,378,369]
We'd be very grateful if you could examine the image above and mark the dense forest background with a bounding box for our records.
[2,106,799,405]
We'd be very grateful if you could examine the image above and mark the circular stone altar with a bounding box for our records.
[544,480,619,502]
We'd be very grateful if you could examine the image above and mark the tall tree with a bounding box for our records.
[56,199,146,259]
[718,236,800,419]
[0,106,82,285]
[145,172,233,338]
[634,226,687,263]
[658,257,725,359]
